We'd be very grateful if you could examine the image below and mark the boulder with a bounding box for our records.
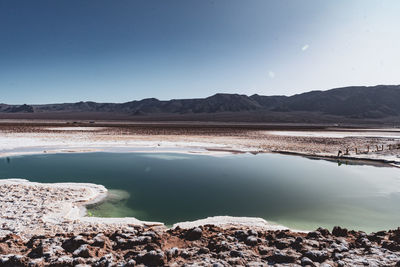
[301,256,315,266]
[186,227,203,241]
[245,236,258,246]
[267,251,296,263]
[72,244,94,258]
[332,226,348,237]
[303,250,329,263]
[136,250,165,266]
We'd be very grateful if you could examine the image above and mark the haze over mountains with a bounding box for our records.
[1,85,400,123]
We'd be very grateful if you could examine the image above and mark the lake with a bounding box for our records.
[1,152,399,232]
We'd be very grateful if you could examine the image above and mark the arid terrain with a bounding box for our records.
[1,120,399,166]
[3,223,400,266]
[1,121,400,266]
[2,85,400,125]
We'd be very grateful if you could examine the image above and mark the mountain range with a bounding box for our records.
[1,85,400,123]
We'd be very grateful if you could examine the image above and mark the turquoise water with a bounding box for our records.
[1,152,400,232]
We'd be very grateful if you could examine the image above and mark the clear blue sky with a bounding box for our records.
[0,0,399,104]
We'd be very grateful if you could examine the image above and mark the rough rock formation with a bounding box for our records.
[1,225,400,266]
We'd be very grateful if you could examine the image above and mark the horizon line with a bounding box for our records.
[2,84,399,106]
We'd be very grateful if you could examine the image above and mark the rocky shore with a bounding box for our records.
[1,179,400,266]
[2,224,400,266]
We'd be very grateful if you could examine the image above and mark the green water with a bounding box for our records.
[1,152,400,232]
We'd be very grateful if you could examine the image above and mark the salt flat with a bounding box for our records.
[0,179,162,239]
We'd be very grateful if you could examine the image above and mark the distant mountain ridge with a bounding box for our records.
[1,85,400,121]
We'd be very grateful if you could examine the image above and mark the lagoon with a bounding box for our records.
[1,152,399,232]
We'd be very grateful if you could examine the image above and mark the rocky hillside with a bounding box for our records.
[1,85,400,122]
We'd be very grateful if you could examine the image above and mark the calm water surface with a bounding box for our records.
[1,152,400,232]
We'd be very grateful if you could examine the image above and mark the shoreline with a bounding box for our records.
[0,138,400,168]
[0,149,398,240]
[272,150,400,168]
[1,125,400,236]
[0,179,164,239]
[1,144,399,169]
[2,178,400,266]
[0,178,297,241]
[1,124,400,167]
[1,126,400,265]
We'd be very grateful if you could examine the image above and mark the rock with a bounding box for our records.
[248,229,258,237]
[235,230,248,241]
[136,250,165,266]
[337,260,345,267]
[73,244,94,258]
[305,239,320,248]
[291,237,303,250]
[97,253,115,266]
[92,233,109,248]
[276,230,290,239]
[367,234,382,243]
[27,243,44,258]
[227,257,244,265]
[267,251,296,263]
[246,261,269,266]
[382,241,400,251]
[316,227,330,237]
[116,235,152,249]
[208,240,231,253]
[358,237,372,248]
[301,256,315,266]
[230,250,244,258]
[258,245,269,255]
[180,250,192,259]
[307,231,322,239]
[141,231,157,238]
[332,226,348,237]
[331,242,349,253]
[295,236,303,243]
[62,236,87,253]
[374,230,387,237]
[135,236,152,244]
[245,236,258,246]
[186,227,202,241]
[3,255,30,266]
[2,217,400,266]
[57,255,74,264]
[274,239,290,249]
[167,247,179,258]
[126,259,136,266]
[303,250,329,263]
[197,247,210,254]
[0,257,9,264]
[358,232,367,238]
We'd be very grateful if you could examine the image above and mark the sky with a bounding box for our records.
[0,0,399,104]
